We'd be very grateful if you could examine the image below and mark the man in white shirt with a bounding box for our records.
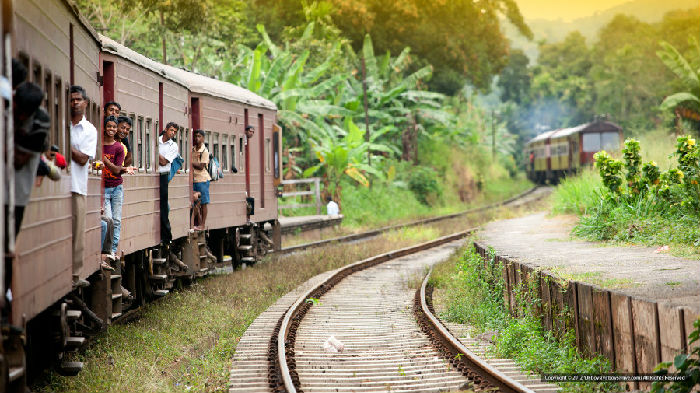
[158,122,179,243]
[69,86,97,287]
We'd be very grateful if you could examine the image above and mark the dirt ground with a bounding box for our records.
[479,212,700,312]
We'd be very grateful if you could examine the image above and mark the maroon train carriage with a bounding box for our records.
[2,1,282,390]
[525,119,623,184]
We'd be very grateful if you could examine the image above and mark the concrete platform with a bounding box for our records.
[278,214,343,235]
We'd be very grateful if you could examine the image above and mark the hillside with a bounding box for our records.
[506,0,698,61]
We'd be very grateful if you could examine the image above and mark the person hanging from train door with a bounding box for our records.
[191,129,211,230]
[102,115,134,260]
[158,122,179,243]
[69,86,97,288]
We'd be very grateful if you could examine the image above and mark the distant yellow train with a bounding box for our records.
[525,119,623,184]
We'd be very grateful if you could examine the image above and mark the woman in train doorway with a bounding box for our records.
[102,116,132,258]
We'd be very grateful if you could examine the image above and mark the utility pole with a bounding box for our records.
[491,110,496,159]
[361,56,371,169]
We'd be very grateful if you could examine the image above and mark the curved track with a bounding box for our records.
[230,187,553,393]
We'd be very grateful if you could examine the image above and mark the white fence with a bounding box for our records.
[278,177,322,214]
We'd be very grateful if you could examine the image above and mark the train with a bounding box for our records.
[1,0,283,390]
[524,118,623,184]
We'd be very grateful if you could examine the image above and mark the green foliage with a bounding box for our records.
[622,138,643,193]
[657,39,700,125]
[593,151,623,195]
[404,166,442,205]
[252,0,532,92]
[555,136,700,256]
[440,247,619,393]
[502,9,700,145]
[339,179,430,228]
[551,169,603,215]
[652,318,700,393]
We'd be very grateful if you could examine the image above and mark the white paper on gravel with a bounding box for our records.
[323,336,345,353]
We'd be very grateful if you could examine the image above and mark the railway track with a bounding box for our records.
[230,187,553,393]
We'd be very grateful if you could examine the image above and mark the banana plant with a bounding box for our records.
[657,39,700,119]
[302,117,393,202]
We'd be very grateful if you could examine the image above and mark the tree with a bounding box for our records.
[249,0,533,92]
[497,49,531,105]
[657,39,700,131]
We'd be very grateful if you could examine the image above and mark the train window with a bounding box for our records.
[230,140,236,171]
[184,127,189,169]
[33,63,42,86]
[601,132,619,151]
[55,78,63,156]
[222,135,228,171]
[205,131,211,151]
[239,136,244,171]
[582,133,601,152]
[213,132,219,160]
[177,128,183,159]
[132,114,140,169]
[265,137,271,173]
[43,71,51,109]
[146,118,153,170]
[143,117,151,171]
[43,71,53,143]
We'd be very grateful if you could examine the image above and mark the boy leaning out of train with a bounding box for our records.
[101,116,135,262]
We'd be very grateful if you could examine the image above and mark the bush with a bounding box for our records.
[552,135,700,256]
[405,165,442,205]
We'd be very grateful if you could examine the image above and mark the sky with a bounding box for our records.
[515,0,632,21]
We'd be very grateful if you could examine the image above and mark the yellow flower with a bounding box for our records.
[688,138,696,146]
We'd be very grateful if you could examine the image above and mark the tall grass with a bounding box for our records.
[432,246,620,393]
[636,129,679,170]
[550,169,602,215]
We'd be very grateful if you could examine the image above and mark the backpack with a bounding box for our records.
[208,153,223,181]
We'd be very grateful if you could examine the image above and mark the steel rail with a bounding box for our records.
[419,267,537,393]
[272,186,549,392]
[276,229,473,392]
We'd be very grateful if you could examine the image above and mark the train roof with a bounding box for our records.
[160,65,277,110]
[526,120,622,145]
[98,35,277,111]
[99,34,187,88]
[65,0,101,44]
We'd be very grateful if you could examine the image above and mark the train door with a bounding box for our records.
[244,108,250,197]
[258,113,264,209]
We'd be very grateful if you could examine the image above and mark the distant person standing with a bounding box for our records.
[158,122,179,243]
[191,129,211,230]
[69,85,97,287]
[326,196,339,216]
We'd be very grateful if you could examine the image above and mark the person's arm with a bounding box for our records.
[72,127,97,167]
[124,152,133,167]
[71,146,90,166]
[158,154,167,166]
[103,156,123,176]
[191,149,208,170]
